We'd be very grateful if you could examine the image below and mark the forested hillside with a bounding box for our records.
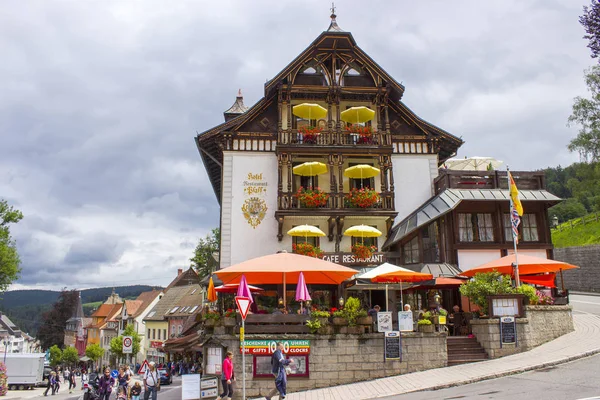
[545,162,600,223]
[0,285,162,336]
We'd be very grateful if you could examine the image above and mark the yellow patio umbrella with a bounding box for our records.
[292,103,327,121]
[343,225,383,239]
[207,276,218,302]
[340,106,375,124]
[287,225,326,243]
[292,162,328,176]
[344,164,380,188]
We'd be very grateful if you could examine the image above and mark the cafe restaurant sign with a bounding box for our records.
[240,340,310,355]
[321,252,385,265]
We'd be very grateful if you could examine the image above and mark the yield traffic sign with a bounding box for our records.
[235,296,251,320]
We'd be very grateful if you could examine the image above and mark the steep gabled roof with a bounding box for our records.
[132,290,163,318]
[144,285,193,322]
[91,303,115,318]
[166,268,200,290]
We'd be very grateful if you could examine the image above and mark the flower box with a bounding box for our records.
[340,326,361,334]
[317,317,329,326]
[295,187,329,208]
[332,317,348,326]
[222,317,237,327]
[204,319,219,327]
[345,188,380,208]
[418,324,435,333]
[356,316,373,325]
[317,325,334,335]
[292,243,323,258]
[352,244,377,260]
[299,127,322,144]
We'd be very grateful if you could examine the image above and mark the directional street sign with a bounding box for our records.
[123,336,133,354]
[235,296,251,320]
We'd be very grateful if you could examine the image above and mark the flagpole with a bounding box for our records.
[507,167,521,287]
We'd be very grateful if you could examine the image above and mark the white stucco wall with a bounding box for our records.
[392,154,439,222]
[221,152,280,268]
[457,249,503,271]
[507,249,548,259]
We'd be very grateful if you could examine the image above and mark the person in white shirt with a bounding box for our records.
[143,362,160,400]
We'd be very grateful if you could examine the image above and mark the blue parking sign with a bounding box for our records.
[111,370,118,379]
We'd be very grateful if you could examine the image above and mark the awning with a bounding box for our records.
[79,356,90,362]
[384,188,561,249]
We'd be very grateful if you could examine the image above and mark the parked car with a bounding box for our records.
[157,369,172,385]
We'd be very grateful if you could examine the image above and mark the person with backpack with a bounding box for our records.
[265,342,294,400]
[143,362,160,400]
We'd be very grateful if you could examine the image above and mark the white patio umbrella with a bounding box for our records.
[444,156,503,171]
[356,262,409,311]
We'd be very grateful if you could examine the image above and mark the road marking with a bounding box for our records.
[571,300,600,306]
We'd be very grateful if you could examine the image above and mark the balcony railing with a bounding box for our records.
[278,191,395,211]
[278,130,392,146]
[434,170,546,193]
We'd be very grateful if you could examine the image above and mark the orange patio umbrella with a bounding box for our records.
[460,254,578,278]
[207,276,218,302]
[214,252,358,308]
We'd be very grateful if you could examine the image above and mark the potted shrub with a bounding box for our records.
[306,318,322,334]
[332,309,348,326]
[352,243,377,260]
[459,271,515,313]
[515,284,540,305]
[295,187,330,208]
[345,187,380,208]
[203,310,221,327]
[417,319,434,333]
[356,310,372,326]
[342,297,364,326]
[292,243,323,258]
[311,310,331,326]
[222,309,237,327]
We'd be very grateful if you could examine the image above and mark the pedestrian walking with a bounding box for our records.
[265,342,294,400]
[54,371,61,394]
[216,351,234,400]
[143,362,160,400]
[81,370,88,390]
[116,366,129,399]
[44,371,56,396]
[68,369,76,393]
[98,368,115,400]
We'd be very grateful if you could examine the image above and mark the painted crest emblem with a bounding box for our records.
[242,197,267,228]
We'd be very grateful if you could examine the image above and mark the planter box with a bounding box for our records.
[340,326,361,334]
[317,325,334,335]
[204,319,219,327]
[357,316,373,325]
[316,317,329,326]
[222,317,237,327]
[418,324,435,333]
[332,317,348,326]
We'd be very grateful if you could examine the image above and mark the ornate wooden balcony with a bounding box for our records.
[278,191,395,211]
[277,129,392,147]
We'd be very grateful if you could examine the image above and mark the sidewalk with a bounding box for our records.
[254,314,600,400]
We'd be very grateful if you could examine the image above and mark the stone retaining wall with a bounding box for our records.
[471,305,574,358]
[554,245,600,293]
[213,332,447,399]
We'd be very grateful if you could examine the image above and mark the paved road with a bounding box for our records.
[385,293,600,400]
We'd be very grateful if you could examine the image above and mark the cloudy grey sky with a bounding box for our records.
[0,0,592,290]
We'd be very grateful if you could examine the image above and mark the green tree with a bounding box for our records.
[580,0,600,61]
[85,343,104,369]
[109,324,141,361]
[548,199,588,223]
[61,346,79,366]
[190,228,220,279]
[48,345,62,367]
[568,66,600,162]
[0,200,23,292]
[37,289,79,350]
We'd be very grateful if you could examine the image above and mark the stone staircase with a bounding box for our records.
[447,336,488,366]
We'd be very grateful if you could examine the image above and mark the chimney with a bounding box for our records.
[178,269,183,276]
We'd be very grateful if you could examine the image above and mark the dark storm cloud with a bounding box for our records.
[0,0,593,289]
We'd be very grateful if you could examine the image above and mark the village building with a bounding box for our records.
[0,312,39,354]
[195,12,559,314]
[143,268,202,363]
[115,289,163,362]
[86,290,123,366]
[64,292,91,356]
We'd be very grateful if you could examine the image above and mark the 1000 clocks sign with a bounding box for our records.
[240,340,310,355]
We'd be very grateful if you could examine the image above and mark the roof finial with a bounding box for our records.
[238,88,242,97]
[327,2,344,32]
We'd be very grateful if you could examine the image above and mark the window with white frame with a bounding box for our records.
[458,213,494,242]
[503,213,539,242]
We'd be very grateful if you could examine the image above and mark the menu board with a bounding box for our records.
[182,374,200,400]
[500,316,517,345]
[377,312,393,332]
[384,331,402,361]
[398,311,414,332]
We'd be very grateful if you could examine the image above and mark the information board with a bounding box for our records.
[384,331,402,361]
[182,374,201,400]
[199,376,218,399]
[205,347,222,375]
[377,312,393,332]
[200,388,218,399]
[200,377,218,390]
[500,316,517,346]
[398,311,414,332]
